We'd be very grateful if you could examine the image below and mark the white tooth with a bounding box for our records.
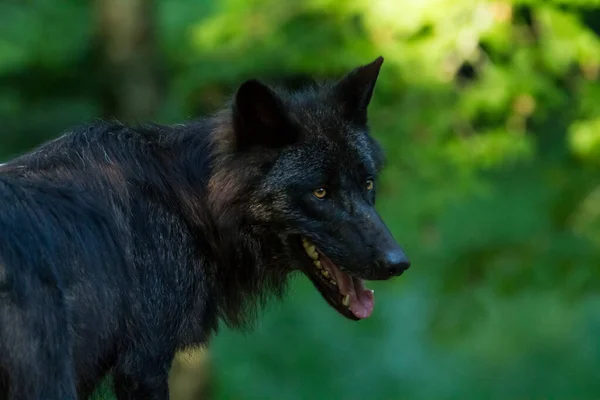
[313,260,322,269]
[370,289,375,294]
[342,294,350,307]
[321,270,330,278]
[330,279,337,286]
[307,247,318,260]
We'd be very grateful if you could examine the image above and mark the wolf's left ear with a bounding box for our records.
[233,79,298,150]
[333,56,384,125]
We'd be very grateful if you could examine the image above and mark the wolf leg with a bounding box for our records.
[0,287,77,400]
[113,350,172,400]
[0,368,8,400]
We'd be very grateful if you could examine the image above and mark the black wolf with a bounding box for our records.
[0,56,410,399]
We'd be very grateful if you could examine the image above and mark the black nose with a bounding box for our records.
[378,248,410,277]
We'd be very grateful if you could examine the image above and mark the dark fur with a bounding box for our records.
[0,57,409,399]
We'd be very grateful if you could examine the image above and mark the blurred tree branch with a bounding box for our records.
[95,0,163,122]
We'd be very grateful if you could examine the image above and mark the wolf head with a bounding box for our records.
[211,57,410,321]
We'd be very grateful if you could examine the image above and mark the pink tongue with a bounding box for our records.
[325,260,374,319]
[350,278,374,319]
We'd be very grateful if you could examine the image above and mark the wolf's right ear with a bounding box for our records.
[333,56,384,125]
[233,79,298,151]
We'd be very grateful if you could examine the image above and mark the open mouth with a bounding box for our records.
[300,238,374,321]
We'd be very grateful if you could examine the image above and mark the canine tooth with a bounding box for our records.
[342,294,350,306]
[307,247,318,260]
[302,238,310,248]
[330,279,337,286]
[321,270,330,278]
[313,260,322,269]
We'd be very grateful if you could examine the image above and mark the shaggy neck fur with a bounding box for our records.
[166,109,290,330]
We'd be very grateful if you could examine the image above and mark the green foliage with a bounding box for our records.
[1,0,600,399]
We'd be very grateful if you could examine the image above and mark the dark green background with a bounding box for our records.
[1,0,600,399]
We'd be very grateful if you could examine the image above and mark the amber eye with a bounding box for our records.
[366,179,374,191]
[313,187,327,199]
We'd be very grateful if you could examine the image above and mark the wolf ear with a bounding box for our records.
[233,79,297,150]
[333,56,384,125]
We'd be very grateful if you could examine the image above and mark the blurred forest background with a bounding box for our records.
[1,0,600,399]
